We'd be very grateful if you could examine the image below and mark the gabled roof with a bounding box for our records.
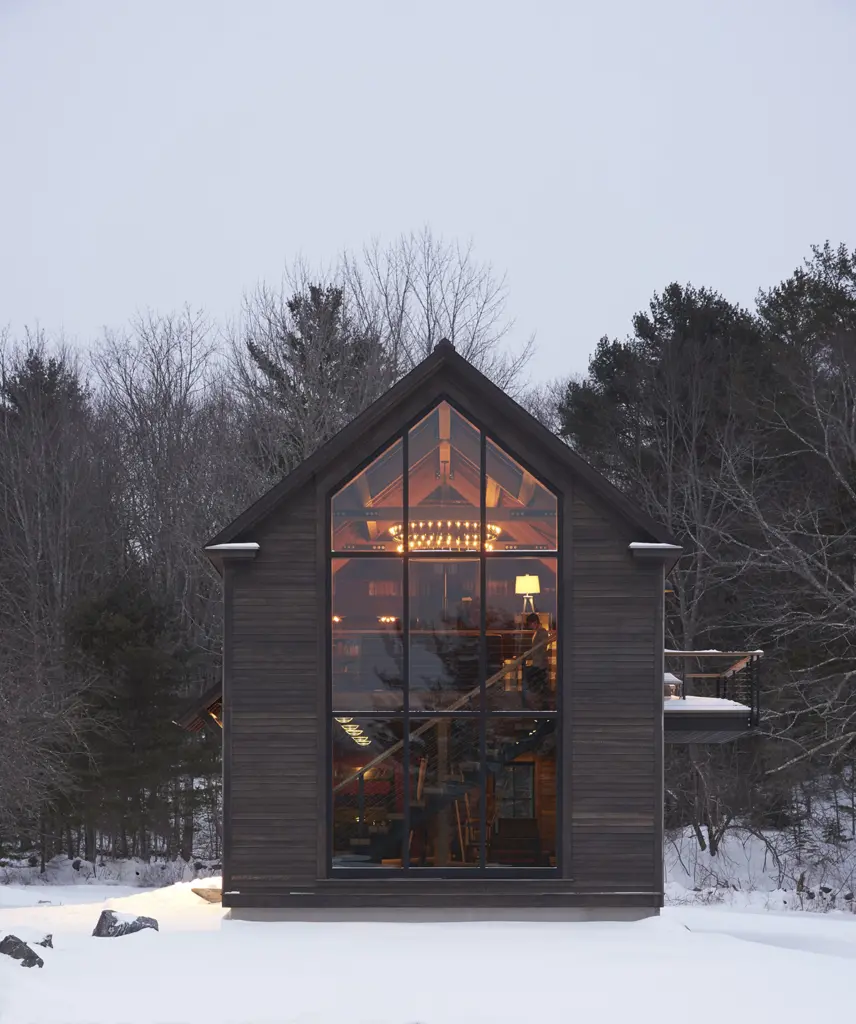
[207,339,678,550]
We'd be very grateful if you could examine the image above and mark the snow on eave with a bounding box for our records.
[664,649,764,656]
[628,542,682,551]
[205,543,260,551]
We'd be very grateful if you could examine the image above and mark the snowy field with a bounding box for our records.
[2,880,855,1024]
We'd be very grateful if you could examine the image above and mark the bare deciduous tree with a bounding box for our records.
[342,227,534,394]
[719,331,856,772]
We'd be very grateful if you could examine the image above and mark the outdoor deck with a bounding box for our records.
[663,651,761,743]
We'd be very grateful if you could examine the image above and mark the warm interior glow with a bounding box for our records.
[335,717,373,748]
[389,520,501,551]
[515,574,541,595]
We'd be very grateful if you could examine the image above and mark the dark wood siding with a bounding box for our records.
[568,492,660,893]
[221,368,665,906]
[225,488,319,891]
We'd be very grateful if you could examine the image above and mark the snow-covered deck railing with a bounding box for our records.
[664,649,762,728]
[664,695,752,713]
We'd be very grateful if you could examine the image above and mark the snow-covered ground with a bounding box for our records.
[1,879,855,1024]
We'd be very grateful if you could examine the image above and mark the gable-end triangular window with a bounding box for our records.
[331,438,403,552]
[485,438,557,551]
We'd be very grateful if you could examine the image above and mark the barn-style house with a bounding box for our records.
[178,340,760,918]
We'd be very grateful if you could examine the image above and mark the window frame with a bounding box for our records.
[326,395,562,878]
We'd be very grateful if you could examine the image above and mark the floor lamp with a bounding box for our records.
[515,574,540,615]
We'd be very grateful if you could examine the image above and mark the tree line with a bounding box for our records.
[0,229,531,867]
[1,231,854,868]
[553,241,856,855]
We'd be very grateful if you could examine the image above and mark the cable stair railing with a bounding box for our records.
[333,631,557,795]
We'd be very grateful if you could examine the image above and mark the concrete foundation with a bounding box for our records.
[227,906,659,923]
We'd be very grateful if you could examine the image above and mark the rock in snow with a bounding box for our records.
[36,934,53,948]
[92,910,159,938]
[0,934,45,968]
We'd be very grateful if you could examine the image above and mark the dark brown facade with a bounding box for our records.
[203,341,686,914]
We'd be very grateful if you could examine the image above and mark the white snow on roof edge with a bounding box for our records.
[664,649,764,656]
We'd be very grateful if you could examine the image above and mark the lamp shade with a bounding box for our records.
[515,574,540,595]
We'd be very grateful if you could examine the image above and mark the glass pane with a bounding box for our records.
[408,717,482,868]
[497,763,535,818]
[409,559,480,711]
[407,403,483,551]
[332,717,407,868]
[486,439,557,551]
[332,558,403,712]
[331,439,403,551]
[485,558,557,711]
[485,718,557,867]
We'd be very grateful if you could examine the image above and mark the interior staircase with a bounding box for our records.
[340,717,556,865]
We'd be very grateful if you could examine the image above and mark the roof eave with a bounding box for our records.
[206,342,679,549]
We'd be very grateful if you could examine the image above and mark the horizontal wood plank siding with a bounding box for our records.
[226,489,319,890]
[218,368,666,907]
[569,492,659,893]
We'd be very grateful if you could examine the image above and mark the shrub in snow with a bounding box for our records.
[92,910,159,938]
[0,934,44,968]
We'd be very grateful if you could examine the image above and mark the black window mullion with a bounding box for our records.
[402,429,410,870]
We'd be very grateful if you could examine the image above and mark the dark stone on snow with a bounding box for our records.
[72,858,81,871]
[820,885,832,894]
[845,892,854,902]
[0,934,44,968]
[36,934,53,949]
[92,910,159,938]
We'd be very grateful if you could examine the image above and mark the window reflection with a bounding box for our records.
[408,718,481,867]
[332,558,403,712]
[485,558,557,711]
[409,560,480,711]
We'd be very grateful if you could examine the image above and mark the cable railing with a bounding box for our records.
[664,650,762,727]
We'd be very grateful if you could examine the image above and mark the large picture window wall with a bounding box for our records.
[330,401,559,873]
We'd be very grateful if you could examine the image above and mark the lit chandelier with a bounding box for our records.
[389,520,501,552]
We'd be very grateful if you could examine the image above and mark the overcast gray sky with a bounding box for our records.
[1,0,854,382]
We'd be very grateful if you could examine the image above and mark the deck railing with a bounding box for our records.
[665,650,762,727]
